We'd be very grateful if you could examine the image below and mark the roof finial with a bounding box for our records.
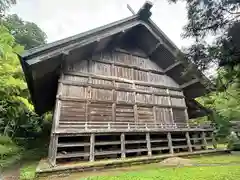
[137,1,153,20]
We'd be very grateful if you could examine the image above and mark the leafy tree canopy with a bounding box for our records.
[0,0,16,16]
[0,1,49,142]
[1,14,47,49]
[169,0,240,88]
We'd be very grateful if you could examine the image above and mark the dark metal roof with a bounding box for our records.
[19,1,210,117]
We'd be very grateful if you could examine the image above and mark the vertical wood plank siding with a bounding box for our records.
[58,50,187,129]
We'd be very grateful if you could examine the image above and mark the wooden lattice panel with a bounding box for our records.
[137,107,154,124]
[60,101,86,120]
[89,103,112,122]
[116,105,134,123]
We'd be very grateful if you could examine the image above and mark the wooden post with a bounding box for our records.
[212,132,217,149]
[166,89,174,125]
[134,104,138,126]
[167,132,174,154]
[146,132,152,156]
[86,75,92,122]
[48,79,62,166]
[121,133,126,158]
[201,131,208,150]
[48,135,58,167]
[185,132,193,152]
[133,83,138,126]
[153,106,157,127]
[184,108,189,127]
[112,80,116,122]
[90,134,95,162]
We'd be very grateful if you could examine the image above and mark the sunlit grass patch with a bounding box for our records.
[81,165,240,180]
[20,162,38,180]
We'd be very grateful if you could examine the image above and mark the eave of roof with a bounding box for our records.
[22,15,140,60]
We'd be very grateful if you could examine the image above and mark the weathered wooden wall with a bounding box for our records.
[57,49,187,129]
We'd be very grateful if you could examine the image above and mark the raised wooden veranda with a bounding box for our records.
[48,121,216,166]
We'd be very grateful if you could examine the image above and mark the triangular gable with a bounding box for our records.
[19,1,209,115]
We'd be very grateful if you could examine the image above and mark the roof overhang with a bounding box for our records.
[19,1,211,117]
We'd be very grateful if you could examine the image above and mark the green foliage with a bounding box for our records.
[195,67,240,140]
[0,25,34,138]
[0,135,21,168]
[198,88,240,121]
[0,1,50,170]
[2,14,47,49]
[227,132,240,151]
[0,0,16,16]
[169,0,240,87]
[20,162,38,180]
[0,135,13,145]
[0,24,50,152]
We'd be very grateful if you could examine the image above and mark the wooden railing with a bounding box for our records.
[58,121,213,130]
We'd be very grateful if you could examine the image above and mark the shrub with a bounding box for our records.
[0,135,13,145]
[227,132,240,151]
[0,135,22,168]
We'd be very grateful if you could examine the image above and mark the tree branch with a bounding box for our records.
[221,7,240,15]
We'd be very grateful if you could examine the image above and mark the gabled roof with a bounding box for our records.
[19,1,210,116]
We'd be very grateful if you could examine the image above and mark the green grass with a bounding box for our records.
[0,143,22,169]
[81,165,240,180]
[192,154,240,164]
[20,154,240,180]
[20,162,38,180]
[19,148,47,180]
[79,155,240,180]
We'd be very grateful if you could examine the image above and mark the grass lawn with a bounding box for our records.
[20,154,240,180]
[20,162,38,180]
[79,155,240,180]
[191,154,240,164]
[81,165,240,180]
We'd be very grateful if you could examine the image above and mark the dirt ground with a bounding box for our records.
[159,157,194,166]
[2,164,20,180]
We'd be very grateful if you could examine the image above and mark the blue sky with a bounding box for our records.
[10,0,193,48]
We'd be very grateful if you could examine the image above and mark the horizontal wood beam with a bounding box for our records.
[59,80,184,98]
[55,128,214,135]
[147,42,161,56]
[164,61,182,73]
[64,71,180,91]
[57,95,187,110]
[115,48,148,58]
[92,58,164,74]
[180,78,200,89]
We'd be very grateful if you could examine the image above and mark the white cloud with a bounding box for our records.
[10,0,192,48]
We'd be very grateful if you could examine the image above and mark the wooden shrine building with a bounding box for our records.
[19,2,215,167]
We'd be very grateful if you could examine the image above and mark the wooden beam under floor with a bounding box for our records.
[121,133,126,158]
[90,134,95,162]
[146,132,152,156]
[185,132,193,152]
[167,132,174,154]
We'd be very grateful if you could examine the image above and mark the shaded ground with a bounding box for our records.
[2,163,20,180]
